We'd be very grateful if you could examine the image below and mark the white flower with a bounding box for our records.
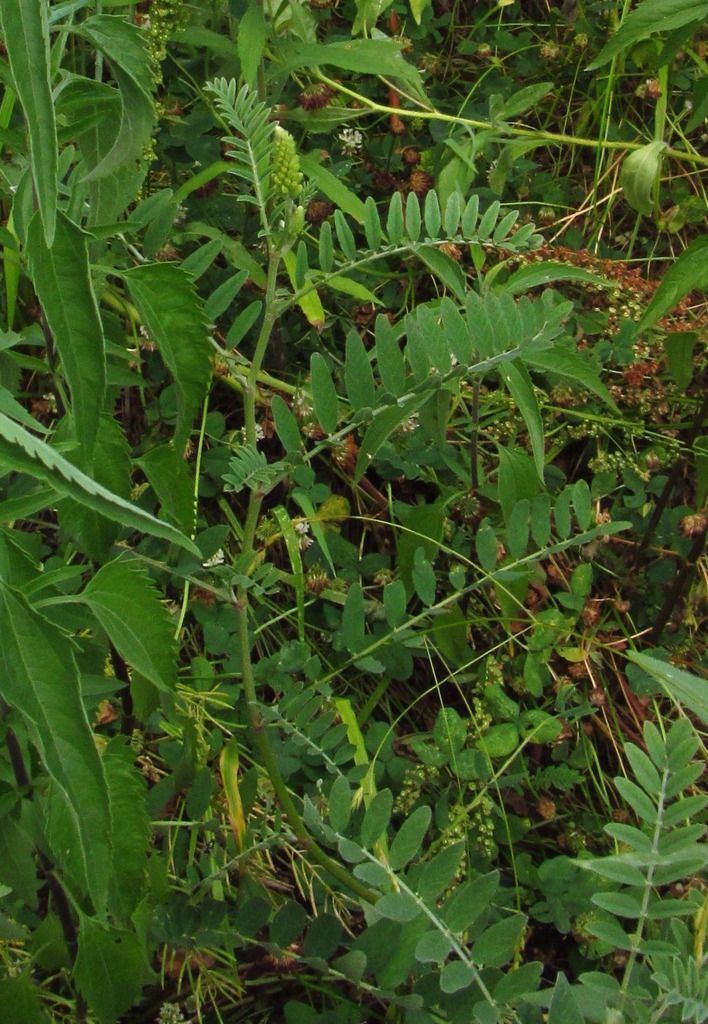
[294,521,313,550]
[399,413,420,434]
[202,548,225,568]
[338,127,364,156]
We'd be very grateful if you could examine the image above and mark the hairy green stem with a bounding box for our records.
[317,73,708,168]
[234,249,376,904]
[234,602,375,903]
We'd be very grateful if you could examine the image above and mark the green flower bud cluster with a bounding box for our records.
[271,126,303,199]
[393,763,440,816]
[142,0,189,72]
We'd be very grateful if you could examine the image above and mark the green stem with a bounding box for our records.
[234,602,376,903]
[234,248,376,904]
[317,73,708,168]
[174,396,210,641]
[244,253,281,446]
[618,766,669,1013]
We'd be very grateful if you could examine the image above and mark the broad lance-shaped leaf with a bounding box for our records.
[633,234,708,337]
[125,264,211,452]
[26,212,106,463]
[104,742,151,919]
[628,652,708,724]
[237,0,266,89]
[0,583,112,914]
[620,140,666,216]
[0,975,50,1024]
[0,0,57,246]
[77,15,155,181]
[0,412,199,555]
[523,347,617,410]
[74,916,152,1024]
[136,442,195,534]
[81,558,178,693]
[56,78,146,227]
[587,0,708,69]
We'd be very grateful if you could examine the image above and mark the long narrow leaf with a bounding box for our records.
[124,264,211,452]
[78,15,155,180]
[26,212,106,463]
[0,584,112,914]
[0,0,57,244]
[0,412,199,555]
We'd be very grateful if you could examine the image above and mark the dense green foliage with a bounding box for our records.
[0,1,706,1022]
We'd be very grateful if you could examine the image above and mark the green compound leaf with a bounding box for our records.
[0,584,112,914]
[471,913,527,967]
[124,263,211,452]
[440,960,476,994]
[389,805,432,870]
[498,361,545,481]
[0,0,57,245]
[414,929,453,964]
[0,413,199,555]
[360,789,393,849]
[344,329,375,410]
[81,558,178,693]
[26,212,106,464]
[271,395,303,455]
[310,352,339,434]
[354,392,430,481]
[547,973,584,1024]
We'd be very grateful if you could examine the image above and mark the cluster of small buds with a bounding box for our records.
[472,696,493,733]
[373,568,394,587]
[451,491,480,524]
[539,42,561,60]
[467,794,496,858]
[407,169,433,198]
[306,565,330,594]
[271,126,303,199]
[338,127,364,156]
[588,449,644,477]
[255,515,279,542]
[573,32,589,48]
[157,1004,185,1024]
[297,83,336,111]
[138,0,189,72]
[393,763,440,815]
